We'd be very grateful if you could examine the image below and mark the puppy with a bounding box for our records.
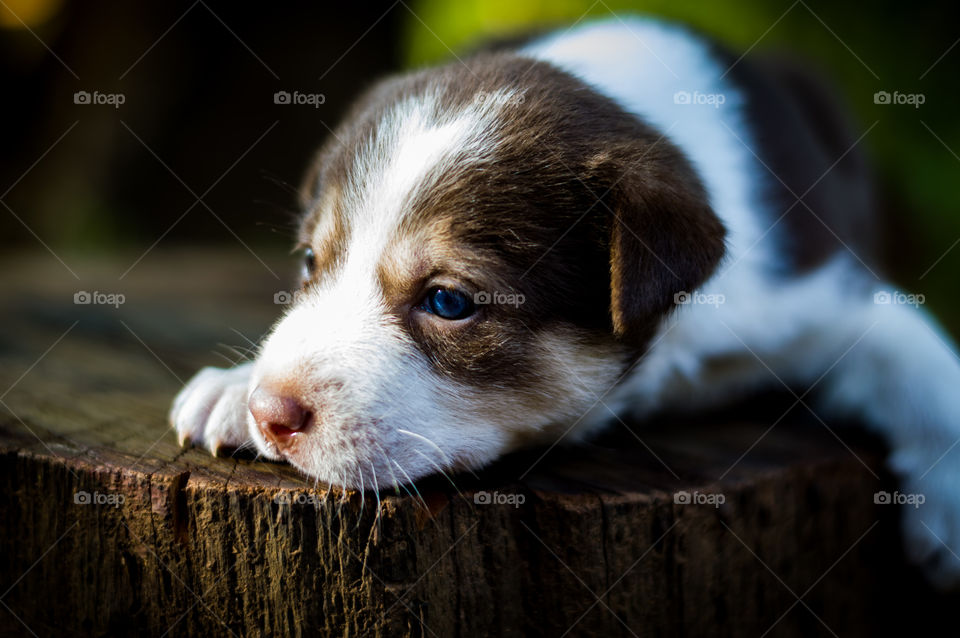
[171,17,960,584]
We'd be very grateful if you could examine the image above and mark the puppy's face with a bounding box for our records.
[248,55,725,489]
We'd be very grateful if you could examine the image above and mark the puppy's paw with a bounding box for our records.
[891,449,960,588]
[170,363,254,456]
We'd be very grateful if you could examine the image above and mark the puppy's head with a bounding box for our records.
[248,54,725,488]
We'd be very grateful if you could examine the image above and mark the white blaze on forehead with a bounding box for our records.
[378,117,473,213]
[342,90,519,270]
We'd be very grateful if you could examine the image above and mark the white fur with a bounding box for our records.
[335,88,522,261]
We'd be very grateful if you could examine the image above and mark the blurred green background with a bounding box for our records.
[2,0,958,330]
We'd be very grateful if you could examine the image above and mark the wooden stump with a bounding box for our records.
[0,250,951,636]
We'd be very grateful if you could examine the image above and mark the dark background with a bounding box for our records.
[2,0,958,330]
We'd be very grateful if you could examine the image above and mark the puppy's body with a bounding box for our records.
[171,18,960,583]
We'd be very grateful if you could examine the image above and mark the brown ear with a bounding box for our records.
[600,145,726,344]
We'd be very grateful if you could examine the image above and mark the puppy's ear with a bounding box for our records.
[594,143,726,344]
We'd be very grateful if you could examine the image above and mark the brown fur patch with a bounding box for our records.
[298,186,348,285]
[717,47,877,273]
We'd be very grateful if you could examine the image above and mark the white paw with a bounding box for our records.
[891,448,960,588]
[170,363,254,456]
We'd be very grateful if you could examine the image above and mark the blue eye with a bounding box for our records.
[423,287,475,320]
[302,248,316,275]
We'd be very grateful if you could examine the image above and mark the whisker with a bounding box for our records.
[374,441,403,497]
[370,461,382,537]
[383,454,420,507]
[211,349,243,367]
[392,460,434,519]
[397,429,452,465]
[321,475,331,508]
[355,465,366,531]
[219,342,255,358]
[412,449,473,511]
[260,170,301,198]
[336,467,348,520]
[229,328,261,352]
[397,428,481,481]
[394,472,418,503]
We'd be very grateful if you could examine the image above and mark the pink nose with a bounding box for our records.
[248,385,311,448]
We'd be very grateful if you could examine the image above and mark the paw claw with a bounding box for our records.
[210,440,232,457]
[170,363,254,459]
